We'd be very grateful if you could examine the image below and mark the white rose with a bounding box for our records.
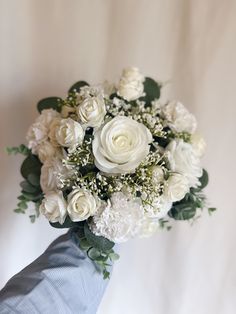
[144,196,172,219]
[162,101,197,134]
[55,118,84,149]
[37,141,60,163]
[117,67,144,101]
[67,188,97,222]
[93,116,152,174]
[163,173,189,202]
[40,157,72,193]
[77,95,106,128]
[90,192,144,243]
[166,139,203,187]
[39,191,67,224]
[191,133,206,157]
[26,122,47,153]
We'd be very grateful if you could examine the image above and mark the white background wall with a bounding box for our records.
[0,1,235,313]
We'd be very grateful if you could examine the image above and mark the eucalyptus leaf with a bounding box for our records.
[199,169,209,190]
[20,154,42,179]
[50,215,78,229]
[168,202,196,220]
[140,77,161,105]
[84,223,114,251]
[27,173,40,187]
[88,247,101,260]
[20,181,39,194]
[68,81,89,93]
[37,97,62,113]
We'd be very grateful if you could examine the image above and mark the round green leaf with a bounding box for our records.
[84,223,114,251]
[20,154,42,179]
[20,181,39,193]
[37,97,62,113]
[88,247,101,260]
[68,81,89,93]
[168,203,196,220]
[27,173,40,187]
[50,216,77,229]
[141,77,161,105]
[199,169,209,189]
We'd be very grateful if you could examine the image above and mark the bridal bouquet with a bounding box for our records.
[8,67,215,278]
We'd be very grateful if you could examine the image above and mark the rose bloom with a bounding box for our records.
[39,191,67,224]
[117,67,144,101]
[162,101,197,134]
[67,188,97,222]
[55,118,84,149]
[139,217,160,238]
[77,95,106,128]
[163,173,189,202]
[166,139,203,187]
[92,116,152,174]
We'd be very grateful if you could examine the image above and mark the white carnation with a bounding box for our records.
[36,109,61,130]
[67,188,97,222]
[90,192,144,243]
[40,156,72,193]
[166,139,203,187]
[117,67,144,101]
[37,141,60,163]
[39,191,67,224]
[163,173,189,202]
[162,101,197,134]
[93,116,152,174]
[26,122,47,153]
[48,118,62,147]
[55,118,84,149]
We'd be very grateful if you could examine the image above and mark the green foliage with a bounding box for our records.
[37,97,62,113]
[84,222,114,251]
[21,154,42,179]
[68,81,89,93]
[10,151,43,222]
[198,169,209,190]
[6,144,30,156]
[72,222,118,279]
[208,207,217,215]
[140,77,161,105]
[169,201,197,220]
[50,216,79,229]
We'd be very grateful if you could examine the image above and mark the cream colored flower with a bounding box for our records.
[162,101,197,134]
[55,118,84,149]
[163,173,189,202]
[39,191,67,224]
[90,192,144,243]
[77,95,106,128]
[40,156,72,193]
[166,139,203,187]
[37,141,59,163]
[191,133,206,157]
[26,122,47,153]
[93,116,152,174]
[67,188,97,222]
[117,67,144,101]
